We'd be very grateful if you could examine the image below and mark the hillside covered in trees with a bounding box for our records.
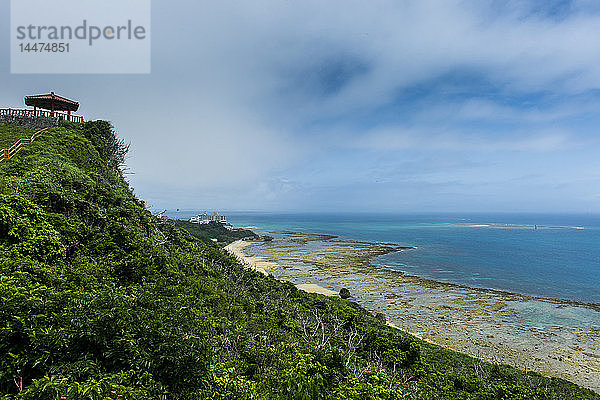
[172,220,259,245]
[0,121,597,399]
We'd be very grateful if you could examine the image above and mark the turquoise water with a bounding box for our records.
[170,212,600,304]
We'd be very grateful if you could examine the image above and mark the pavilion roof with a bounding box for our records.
[24,92,80,112]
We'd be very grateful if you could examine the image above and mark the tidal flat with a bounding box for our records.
[240,231,600,393]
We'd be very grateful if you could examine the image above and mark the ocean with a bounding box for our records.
[170,211,600,389]
[171,212,600,305]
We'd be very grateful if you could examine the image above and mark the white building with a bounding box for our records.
[189,211,227,224]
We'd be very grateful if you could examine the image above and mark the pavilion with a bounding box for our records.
[24,92,80,121]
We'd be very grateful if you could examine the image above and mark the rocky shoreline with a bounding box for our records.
[237,231,600,393]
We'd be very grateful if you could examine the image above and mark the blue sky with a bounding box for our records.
[2,0,600,212]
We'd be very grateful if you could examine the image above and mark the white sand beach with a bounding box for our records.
[225,240,338,296]
[296,283,337,296]
[225,240,277,275]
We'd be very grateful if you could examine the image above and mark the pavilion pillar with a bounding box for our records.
[67,110,71,121]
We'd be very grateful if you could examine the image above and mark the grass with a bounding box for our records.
[0,123,34,149]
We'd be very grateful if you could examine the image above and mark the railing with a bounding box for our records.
[0,108,84,123]
[0,127,50,163]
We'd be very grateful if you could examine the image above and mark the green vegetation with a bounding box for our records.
[0,124,34,149]
[0,121,597,399]
[173,220,258,245]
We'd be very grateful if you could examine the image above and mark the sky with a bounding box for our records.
[2,0,600,213]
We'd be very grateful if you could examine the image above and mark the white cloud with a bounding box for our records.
[347,126,572,152]
[126,102,304,187]
[4,0,600,211]
[145,0,600,123]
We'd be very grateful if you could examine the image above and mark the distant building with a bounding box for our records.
[190,211,227,224]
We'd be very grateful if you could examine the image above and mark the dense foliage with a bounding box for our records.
[173,220,258,245]
[0,121,597,399]
[0,124,33,149]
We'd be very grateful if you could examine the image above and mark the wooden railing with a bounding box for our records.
[0,127,50,163]
[0,108,84,123]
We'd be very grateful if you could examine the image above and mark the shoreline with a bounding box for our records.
[375,263,600,313]
[225,240,338,296]
[224,240,277,275]
[228,233,600,393]
[287,232,600,311]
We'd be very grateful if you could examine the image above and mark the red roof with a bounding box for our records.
[24,92,79,112]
